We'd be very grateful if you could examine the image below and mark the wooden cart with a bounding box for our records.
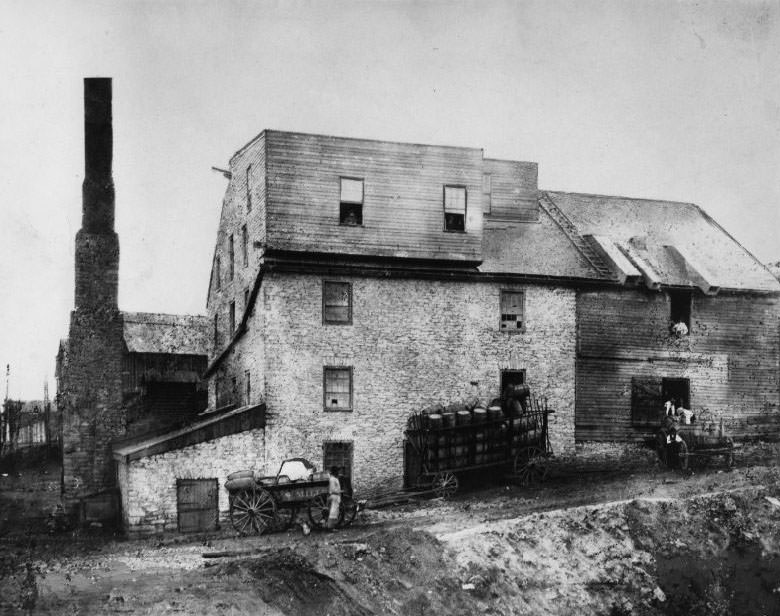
[225,458,357,535]
[656,410,735,471]
[404,400,554,498]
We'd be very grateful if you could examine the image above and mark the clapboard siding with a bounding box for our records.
[264,131,483,261]
[484,158,538,221]
[576,289,780,442]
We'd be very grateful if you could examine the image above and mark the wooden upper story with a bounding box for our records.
[222,130,540,264]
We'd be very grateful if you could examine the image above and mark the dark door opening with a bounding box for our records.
[501,369,525,396]
[662,378,690,409]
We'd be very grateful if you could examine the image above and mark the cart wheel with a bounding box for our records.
[677,440,689,472]
[338,496,358,528]
[230,488,276,535]
[308,493,331,529]
[514,446,548,486]
[432,471,458,499]
[273,505,297,532]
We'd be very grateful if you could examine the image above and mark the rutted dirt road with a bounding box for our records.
[2,447,780,615]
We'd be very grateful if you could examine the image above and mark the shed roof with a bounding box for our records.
[122,312,211,355]
[544,191,780,293]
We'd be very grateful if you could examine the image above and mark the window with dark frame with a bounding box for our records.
[241,225,248,267]
[482,174,492,214]
[339,177,363,225]
[500,290,525,331]
[322,281,352,324]
[323,366,353,411]
[229,301,235,335]
[323,441,353,479]
[228,235,235,280]
[669,290,692,331]
[444,185,466,231]
[246,165,252,212]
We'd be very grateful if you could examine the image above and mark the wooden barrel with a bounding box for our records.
[456,410,472,426]
[428,413,443,429]
[225,476,256,491]
[441,412,456,428]
[487,406,503,422]
[473,408,487,423]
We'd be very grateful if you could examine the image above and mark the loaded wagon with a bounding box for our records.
[224,458,357,535]
[404,387,554,497]
[656,410,735,471]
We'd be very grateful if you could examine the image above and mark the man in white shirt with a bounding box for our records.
[326,466,342,531]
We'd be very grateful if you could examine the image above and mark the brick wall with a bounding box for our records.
[117,428,266,536]
[251,273,576,491]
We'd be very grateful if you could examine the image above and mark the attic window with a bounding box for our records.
[444,186,466,232]
[669,290,692,334]
[340,178,363,226]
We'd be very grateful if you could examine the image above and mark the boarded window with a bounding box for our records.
[340,177,363,225]
[482,173,492,214]
[323,366,352,411]
[323,441,353,478]
[241,225,248,267]
[177,478,218,533]
[631,376,663,426]
[500,290,525,331]
[246,165,252,212]
[444,185,466,231]
[229,301,235,335]
[228,235,235,280]
[323,281,352,324]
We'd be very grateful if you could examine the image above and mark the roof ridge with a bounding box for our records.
[543,189,697,208]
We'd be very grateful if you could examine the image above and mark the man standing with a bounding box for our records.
[326,465,342,531]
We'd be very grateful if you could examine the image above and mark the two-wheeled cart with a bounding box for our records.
[656,410,735,471]
[224,458,357,535]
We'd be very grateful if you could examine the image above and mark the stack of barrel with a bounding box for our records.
[503,384,540,456]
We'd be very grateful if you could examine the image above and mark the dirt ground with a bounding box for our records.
[2,445,780,615]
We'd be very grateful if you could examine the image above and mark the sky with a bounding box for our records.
[0,0,778,400]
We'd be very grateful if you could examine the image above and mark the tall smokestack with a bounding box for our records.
[82,77,114,233]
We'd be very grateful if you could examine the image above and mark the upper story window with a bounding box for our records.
[322,281,352,324]
[228,235,235,280]
[246,165,252,212]
[323,366,353,411]
[229,301,236,335]
[241,225,248,267]
[444,186,466,232]
[500,290,525,332]
[339,177,363,226]
[215,257,221,290]
[669,290,692,336]
[482,174,492,214]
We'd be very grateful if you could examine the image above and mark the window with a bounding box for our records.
[631,376,690,427]
[241,225,248,267]
[213,314,218,346]
[500,290,525,331]
[323,441,353,481]
[500,369,525,392]
[339,177,363,225]
[444,185,466,231]
[322,281,352,324]
[228,235,235,280]
[482,174,492,214]
[246,165,252,212]
[245,371,251,405]
[215,257,221,290]
[323,366,353,411]
[229,301,235,335]
[669,290,692,333]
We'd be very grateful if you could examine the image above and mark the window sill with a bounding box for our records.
[443,229,467,234]
[338,222,364,227]
[324,408,353,413]
[323,320,353,326]
[500,328,527,334]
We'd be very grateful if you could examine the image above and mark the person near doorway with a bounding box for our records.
[326,466,342,531]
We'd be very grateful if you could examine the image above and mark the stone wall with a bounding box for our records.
[117,428,266,536]
[258,273,576,491]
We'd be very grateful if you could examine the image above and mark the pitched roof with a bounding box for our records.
[121,312,211,355]
[545,191,780,293]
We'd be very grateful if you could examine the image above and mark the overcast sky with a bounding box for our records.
[1,0,778,399]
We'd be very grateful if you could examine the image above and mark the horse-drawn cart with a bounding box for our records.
[656,410,735,471]
[404,392,554,497]
[225,458,357,535]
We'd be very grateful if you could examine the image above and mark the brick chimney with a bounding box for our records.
[62,78,125,514]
